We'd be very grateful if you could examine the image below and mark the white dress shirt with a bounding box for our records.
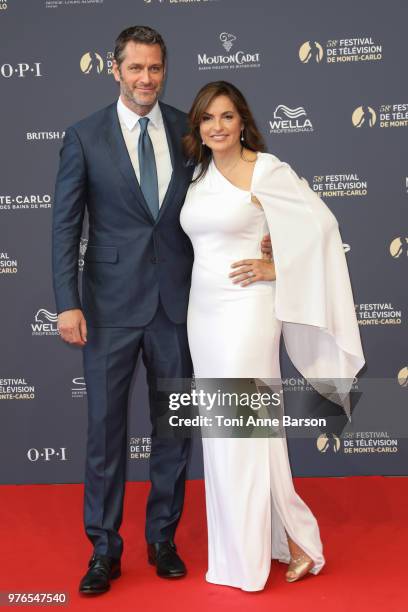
[116,97,173,207]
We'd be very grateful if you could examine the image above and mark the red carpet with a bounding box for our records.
[1,477,405,611]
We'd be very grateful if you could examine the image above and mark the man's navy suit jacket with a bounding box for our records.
[52,101,195,327]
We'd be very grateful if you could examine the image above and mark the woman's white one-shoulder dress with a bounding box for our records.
[180,152,364,591]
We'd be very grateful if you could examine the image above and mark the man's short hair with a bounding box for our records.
[114,25,167,68]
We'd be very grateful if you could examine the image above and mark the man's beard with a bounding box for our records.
[121,81,160,108]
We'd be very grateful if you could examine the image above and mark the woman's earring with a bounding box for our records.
[240,128,245,142]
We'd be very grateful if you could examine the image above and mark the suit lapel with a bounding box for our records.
[104,103,155,222]
[104,102,189,224]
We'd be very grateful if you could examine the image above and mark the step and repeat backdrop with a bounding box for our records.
[1,0,407,484]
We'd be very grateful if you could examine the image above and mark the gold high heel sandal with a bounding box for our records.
[285,553,315,583]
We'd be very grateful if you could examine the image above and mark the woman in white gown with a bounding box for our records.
[179,81,365,591]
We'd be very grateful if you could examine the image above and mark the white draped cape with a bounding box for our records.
[251,154,365,416]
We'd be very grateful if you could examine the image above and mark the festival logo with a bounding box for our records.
[352,106,377,128]
[0,251,18,274]
[31,309,59,336]
[317,433,341,453]
[312,173,368,198]
[0,378,35,400]
[299,41,324,63]
[129,436,151,460]
[299,36,383,65]
[80,51,113,76]
[353,104,408,129]
[80,52,104,74]
[389,237,408,259]
[268,105,313,134]
[397,367,408,388]
[343,432,398,455]
[355,303,403,326]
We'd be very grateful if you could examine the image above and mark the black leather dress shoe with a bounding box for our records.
[147,541,186,578]
[79,554,121,595]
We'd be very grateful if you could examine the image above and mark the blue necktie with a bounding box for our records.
[138,117,159,219]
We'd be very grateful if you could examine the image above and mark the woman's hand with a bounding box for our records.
[229,259,276,286]
[261,233,273,260]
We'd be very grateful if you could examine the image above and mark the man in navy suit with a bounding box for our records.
[52,26,194,595]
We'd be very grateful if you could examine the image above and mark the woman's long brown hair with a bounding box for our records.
[183,81,266,182]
